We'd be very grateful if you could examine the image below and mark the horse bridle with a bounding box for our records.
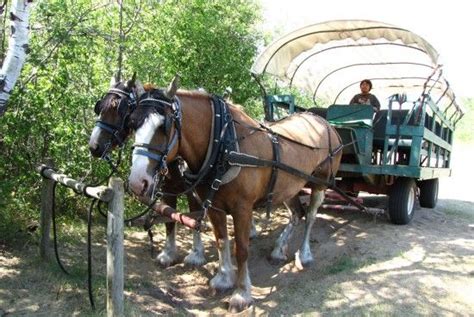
[132,92,182,181]
[94,86,137,151]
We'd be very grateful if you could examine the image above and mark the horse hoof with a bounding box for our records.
[228,291,253,313]
[184,251,206,267]
[295,250,314,269]
[229,303,254,314]
[210,271,235,291]
[267,255,287,266]
[156,252,178,268]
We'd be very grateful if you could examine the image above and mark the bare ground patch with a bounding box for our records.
[1,199,473,316]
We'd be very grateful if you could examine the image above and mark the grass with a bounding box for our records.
[326,256,357,274]
[325,255,378,275]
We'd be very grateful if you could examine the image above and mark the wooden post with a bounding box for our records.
[39,159,54,260]
[107,177,124,317]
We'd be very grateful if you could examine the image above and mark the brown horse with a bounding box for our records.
[128,78,342,312]
[88,76,206,267]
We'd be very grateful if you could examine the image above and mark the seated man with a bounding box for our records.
[350,79,381,112]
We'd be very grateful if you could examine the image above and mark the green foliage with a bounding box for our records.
[0,0,263,237]
[454,97,474,143]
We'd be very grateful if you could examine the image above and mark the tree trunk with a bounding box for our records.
[0,0,34,116]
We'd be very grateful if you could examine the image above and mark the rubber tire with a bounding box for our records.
[388,178,416,225]
[418,178,439,208]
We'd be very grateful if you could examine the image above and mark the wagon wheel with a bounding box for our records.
[388,178,416,225]
[418,178,439,208]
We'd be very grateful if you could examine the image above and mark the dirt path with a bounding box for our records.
[1,144,473,316]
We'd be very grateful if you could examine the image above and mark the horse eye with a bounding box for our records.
[128,118,137,129]
[128,115,143,130]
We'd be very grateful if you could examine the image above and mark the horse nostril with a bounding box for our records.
[89,144,102,157]
[142,179,149,196]
[89,144,97,153]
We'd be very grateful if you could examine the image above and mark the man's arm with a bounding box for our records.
[371,94,381,111]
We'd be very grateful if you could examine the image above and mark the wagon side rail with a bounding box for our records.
[373,93,457,179]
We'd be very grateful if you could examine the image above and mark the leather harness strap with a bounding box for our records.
[264,134,280,218]
[225,149,340,187]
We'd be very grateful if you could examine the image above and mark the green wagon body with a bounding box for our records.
[265,93,456,181]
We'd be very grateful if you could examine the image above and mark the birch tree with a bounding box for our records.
[0,0,34,116]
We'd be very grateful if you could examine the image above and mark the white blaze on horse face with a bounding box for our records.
[129,113,165,195]
[89,126,101,145]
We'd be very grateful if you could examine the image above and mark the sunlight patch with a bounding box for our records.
[0,255,20,278]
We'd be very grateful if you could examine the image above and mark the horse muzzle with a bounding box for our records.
[128,173,154,198]
[89,141,104,158]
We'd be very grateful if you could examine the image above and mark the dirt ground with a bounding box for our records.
[1,144,473,316]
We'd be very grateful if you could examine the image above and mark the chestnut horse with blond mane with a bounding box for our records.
[128,77,342,312]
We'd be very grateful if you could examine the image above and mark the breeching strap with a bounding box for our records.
[264,134,280,218]
[226,147,367,212]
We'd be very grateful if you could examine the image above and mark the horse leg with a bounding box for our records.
[183,195,206,266]
[156,196,179,267]
[249,217,258,239]
[270,196,301,263]
[208,208,235,291]
[229,206,253,312]
[295,189,324,267]
[183,230,206,266]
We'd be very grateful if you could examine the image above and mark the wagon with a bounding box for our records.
[251,20,465,224]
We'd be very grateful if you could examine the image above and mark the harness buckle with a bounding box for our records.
[160,157,169,175]
[268,133,278,144]
[211,178,222,190]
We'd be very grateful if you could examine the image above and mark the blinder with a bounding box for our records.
[137,92,177,133]
[117,98,129,117]
[94,97,103,115]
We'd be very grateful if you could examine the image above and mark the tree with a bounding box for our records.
[0,0,34,116]
[0,0,263,234]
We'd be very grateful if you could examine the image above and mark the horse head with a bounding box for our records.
[128,76,182,198]
[88,73,145,157]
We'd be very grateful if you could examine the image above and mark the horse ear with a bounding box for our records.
[110,73,119,87]
[126,72,137,88]
[165,74,180,99]
[135,79,145,97]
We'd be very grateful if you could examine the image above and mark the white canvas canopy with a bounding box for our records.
[252,19,460,112]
